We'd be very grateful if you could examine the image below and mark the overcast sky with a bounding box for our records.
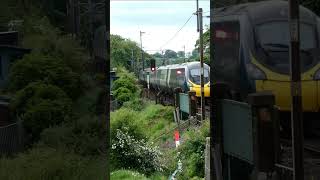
[110,0,210,55]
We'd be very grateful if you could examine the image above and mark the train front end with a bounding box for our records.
[186,63,210,97]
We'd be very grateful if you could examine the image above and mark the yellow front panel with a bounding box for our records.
[190,84,210,97]
[256,80,318,112]
[252,53,320,112]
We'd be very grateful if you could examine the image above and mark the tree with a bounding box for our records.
[152,52,163,58]
[164,49,177,58]
[193,26,210,64]
[111,34,151,71]
[177,51,185,58]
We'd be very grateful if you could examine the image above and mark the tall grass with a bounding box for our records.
[0,147,107,180]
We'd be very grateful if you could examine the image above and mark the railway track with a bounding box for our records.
[280,138,320,155]
[279,138,320,178]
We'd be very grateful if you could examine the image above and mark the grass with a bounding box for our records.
[110,170,167,180]
[111,170,148,180]
[0,146,107,180]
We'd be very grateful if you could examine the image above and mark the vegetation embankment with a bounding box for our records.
[110,68,209,180]
[0,2,107,179]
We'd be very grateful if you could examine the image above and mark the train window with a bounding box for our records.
[256,21,317,74]
[189,68,209,84]
[257,22,316,50]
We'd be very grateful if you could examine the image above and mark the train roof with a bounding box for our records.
[157,61,210,70]
[213,0,317,24]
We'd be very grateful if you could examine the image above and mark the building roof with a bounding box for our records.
[0,45,31,54]
[0,31,19,46]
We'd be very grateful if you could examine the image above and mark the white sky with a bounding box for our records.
[110,0,210,54]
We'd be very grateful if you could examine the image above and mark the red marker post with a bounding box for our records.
[175,130,180,148]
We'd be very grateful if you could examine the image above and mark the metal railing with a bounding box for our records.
[0,120,24,156]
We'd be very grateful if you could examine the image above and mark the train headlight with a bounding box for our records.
[246,64,267,80]
[314,69,320,80]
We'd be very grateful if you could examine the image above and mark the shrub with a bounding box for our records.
[113,87,133,105]
[110,108,145,141]
[21,16,86,74]
[177,120,209,179]
[10,82,72,141]
[111,170,148,180]
[111,70,139,105]
[40,115,106,156]
[122,98,145,111]
[0,147,107,180]
[111,129,164,176]
[9,52,82,99]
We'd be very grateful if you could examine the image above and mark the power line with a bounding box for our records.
[159,13,194,50]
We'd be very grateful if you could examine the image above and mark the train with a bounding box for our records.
[212,0,320,114]
[139,62,210,100]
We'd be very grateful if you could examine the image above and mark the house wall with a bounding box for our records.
[0,52,10,89]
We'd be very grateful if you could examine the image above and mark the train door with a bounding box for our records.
[212,20,241,91]
[159,68,168,90]
[168,68,176,91]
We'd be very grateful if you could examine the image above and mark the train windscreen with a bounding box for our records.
[256,21,317,74]
[189,68,210,84]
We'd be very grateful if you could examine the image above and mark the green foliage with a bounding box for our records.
[110,108,145,141]
[177,120,209,179]
[21,16,87,74]
[111,34,151,70]
[112,70,139,105]
[111,170,148,180]
[111,129,164,176]
[194,26,210,65]
[110,101,176,175]
[40,115,106,156]
[9,52,82,99]
[0,147,107,180]
[122,98,145,111]
[164,49,177,58]
[10,82,72,141]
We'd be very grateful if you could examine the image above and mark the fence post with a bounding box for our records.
[205,137,211,180]
[188,91,197,117]
[247,92,276,179]
[174,88,182,109]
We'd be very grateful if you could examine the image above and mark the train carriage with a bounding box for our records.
[139,62,210,98]
[212,0,320,114]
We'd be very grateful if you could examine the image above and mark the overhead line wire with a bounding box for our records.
[159,13,194,50]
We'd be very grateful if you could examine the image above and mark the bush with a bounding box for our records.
[177,120,209,179]
[9,52,82,99]
[111,129,164,176]
[111,70,139,105]
[10,82,72,141]
[122,98,145,111]
[110,108,145,141]
[21,16,86,74]
[111,170,148,180]
[40,115,106,156]
[0,147,107,180]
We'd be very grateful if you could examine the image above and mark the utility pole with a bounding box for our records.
[289,0,304,179]
[140,31,145,71]
[198,8,205,121]
[183,45,186,63]
[196,0,199,32]
[104,0,110,180]
[162,50,165,65]
[88,0,94,57]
